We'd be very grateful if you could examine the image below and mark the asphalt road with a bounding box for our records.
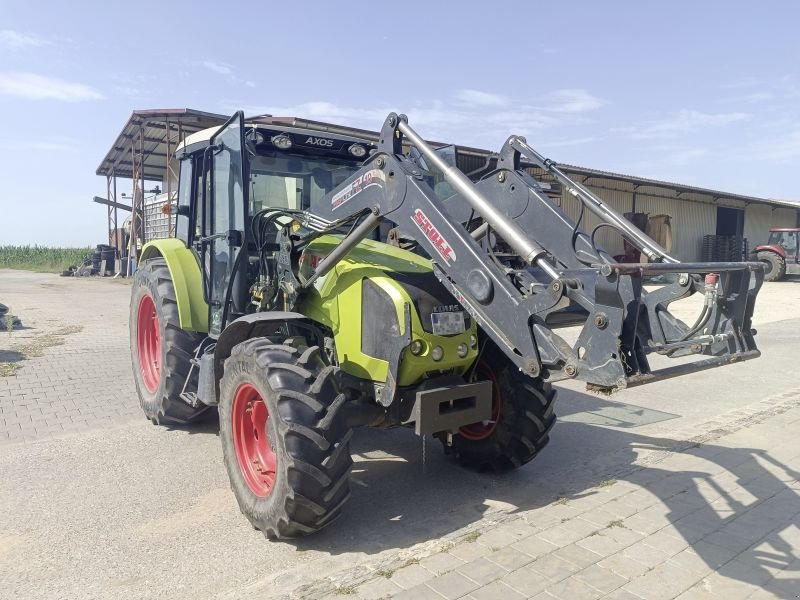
[0,270,798,599]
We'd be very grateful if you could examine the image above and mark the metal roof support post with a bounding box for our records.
[127,138,138,275]
[165,116,172,237]
[139,126,146,246]
[112,171,119,259]
[177,121,183,237]
[106,174,113,248]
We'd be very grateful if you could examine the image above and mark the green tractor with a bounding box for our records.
[130,111,763,538]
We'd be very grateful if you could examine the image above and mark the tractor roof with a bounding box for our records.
[176,116,378,156]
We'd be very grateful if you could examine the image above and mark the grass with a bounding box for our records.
[0,245,92,273]
[16,334,67,358]
[607,520,625,529]
[334,584,356,595]
[5,307,14,335]
[54,325,84,335]
[462,530,481,543]
[0,325,83,376]
[0,363,18,377]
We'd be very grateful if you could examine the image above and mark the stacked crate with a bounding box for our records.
[702,235,748,262]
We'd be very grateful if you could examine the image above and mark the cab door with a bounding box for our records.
[205,112,248,335]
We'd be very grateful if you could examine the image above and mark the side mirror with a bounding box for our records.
[166,204,191,217]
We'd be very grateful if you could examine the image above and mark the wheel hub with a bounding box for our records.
[232,383,277,497]
[459,361,502,441]
[136,294,161,394]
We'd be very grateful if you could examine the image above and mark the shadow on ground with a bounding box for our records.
[176,386,799,593]
[770,273,800,284]
[0,350,25,362]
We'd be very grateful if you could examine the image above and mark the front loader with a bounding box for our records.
[129,110,763,538]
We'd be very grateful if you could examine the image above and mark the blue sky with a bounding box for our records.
[1,0,798,246]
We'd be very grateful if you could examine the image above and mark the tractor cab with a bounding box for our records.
[753,227,800,281]
[174,114,374,334]
[766,229,799,262]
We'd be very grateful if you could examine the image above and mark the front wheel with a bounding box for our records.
[757,251,786,282]
[219,338,353,538]
[439,344,557,471]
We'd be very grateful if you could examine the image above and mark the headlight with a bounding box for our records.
[457,343,468,358]
[431,346,444,361]
[410,339,424,355]
[348,143,367,158]
[272,134,293,150]
[469,334,478,348]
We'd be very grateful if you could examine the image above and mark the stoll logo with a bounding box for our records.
[411,209,457,265]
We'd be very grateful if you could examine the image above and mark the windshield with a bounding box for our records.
[249,152,361,216]
[768,231,798,254]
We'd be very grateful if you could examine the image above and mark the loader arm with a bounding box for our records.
[289,113,763,391]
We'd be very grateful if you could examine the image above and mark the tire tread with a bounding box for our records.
[219,338,352,539]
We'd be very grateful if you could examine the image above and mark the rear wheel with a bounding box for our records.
[758,251,786,282]
[440,344,557,471]
[219,338,352,538]
[130,258,209,424]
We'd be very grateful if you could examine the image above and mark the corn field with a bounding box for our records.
[0,246,93,273]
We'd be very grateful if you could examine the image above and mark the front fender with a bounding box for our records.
[140,239,209,332]
[213,311,308,394]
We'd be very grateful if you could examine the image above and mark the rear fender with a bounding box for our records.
[753,244,786,258]
[140,239,208,332]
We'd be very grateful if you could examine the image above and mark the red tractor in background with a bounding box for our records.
[753,228,800,282]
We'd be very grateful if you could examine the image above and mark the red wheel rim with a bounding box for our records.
[232,383,277,497]
[459,360,502,441]
[136,294,161,394]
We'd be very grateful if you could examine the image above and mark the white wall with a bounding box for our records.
[546,173,798,262]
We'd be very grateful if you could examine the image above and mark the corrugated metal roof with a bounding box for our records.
[540,163,800,211]
[97,108,800,213]
[96,109,229,179]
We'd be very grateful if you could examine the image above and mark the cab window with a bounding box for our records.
[768,231,798,255]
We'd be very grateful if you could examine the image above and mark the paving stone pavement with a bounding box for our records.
[294,395,800,599]
[2,271,800,600]
[0,271,141,444]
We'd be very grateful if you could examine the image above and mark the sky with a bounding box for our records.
[1,0,799,246]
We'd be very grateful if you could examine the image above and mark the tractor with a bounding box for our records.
[129,110,764,538]
[752,227,800,282]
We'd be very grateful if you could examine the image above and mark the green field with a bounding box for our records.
[0,246,93,273]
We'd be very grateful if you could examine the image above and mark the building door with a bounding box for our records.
[716,206,744,237]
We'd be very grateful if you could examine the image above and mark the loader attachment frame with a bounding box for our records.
[283,113,762,392]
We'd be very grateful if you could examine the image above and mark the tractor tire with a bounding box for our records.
[440,346,557,471]
[219,338,353,539]
[130,258,210,425]
[757,251,786,282]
